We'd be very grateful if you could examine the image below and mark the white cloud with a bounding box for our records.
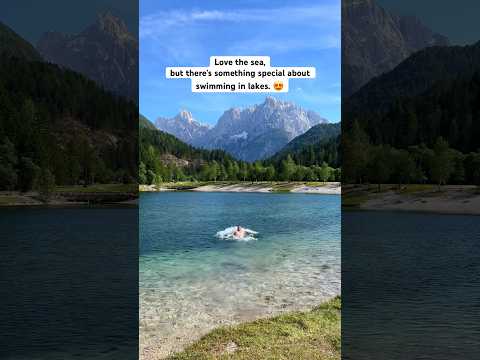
[140,5,339,39]
[228,35,339,55]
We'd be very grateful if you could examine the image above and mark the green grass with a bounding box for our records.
[55,183,137,193]
[168,297,340,360]
[396,184,435,194]
[342,194,369,207]
[305,182,327,187]
[0,195,24,205]
[270,182,296,192]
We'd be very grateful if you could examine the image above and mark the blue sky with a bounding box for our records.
[140,0,340,125]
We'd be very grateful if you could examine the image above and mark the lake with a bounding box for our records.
[140,192,340,356]
[343,211,480,359]
[0,207,138,360]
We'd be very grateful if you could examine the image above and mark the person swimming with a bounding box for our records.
[215,226,258,241]
[233,225,246,238]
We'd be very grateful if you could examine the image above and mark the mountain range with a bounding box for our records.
[342,0,449,96]
[155,97,328,162]
[37,12,138,101]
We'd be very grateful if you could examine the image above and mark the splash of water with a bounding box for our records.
[215,226,258,241]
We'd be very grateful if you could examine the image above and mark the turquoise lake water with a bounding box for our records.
[139,192,340,355]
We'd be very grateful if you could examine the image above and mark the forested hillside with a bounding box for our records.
[140,114,157,130]
[0,22,42,61]
[346,42,480,116]
[343,42,480,186]
[346,71,480,152]
[269,123,340,168]
[0,54,137,191]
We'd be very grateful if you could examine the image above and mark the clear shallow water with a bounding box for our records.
[343,211,480,360]
[0,207,138,360]
[140,192,340,356]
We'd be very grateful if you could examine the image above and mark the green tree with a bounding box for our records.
[343,121,370,183]
[173,166,186,182]
[219,164,228,181]
[280,155,296,181]
[18,157,40,192]
[146,169,156,185]
[333,168,341,182]
[465,152,480,185]
[392,149,416,188]
[429,137,454,189]
[239,163,248,181]
[367,146,393,191]
[265,165,276,181]
[253,161,264,181]
[37,168,56,202]
[451,151,465,184]
[318,162,331,183]
[0,137,18,190]
[210,161,220,181]
[139,162,147,184]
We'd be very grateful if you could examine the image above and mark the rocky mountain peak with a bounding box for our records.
[88,12,135,44]
[342,0,449,96]
[37,12,138,101]
[155,111,210,144]
[177,110,194,122]
[95,12,129,36]
[261,96,297,110]
[264,95,278,106]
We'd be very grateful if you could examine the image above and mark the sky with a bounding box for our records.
[378,0,480,45]
[0,0,138,44]
[140,0,341,125]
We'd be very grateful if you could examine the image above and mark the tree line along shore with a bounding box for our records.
[343,123,480,189]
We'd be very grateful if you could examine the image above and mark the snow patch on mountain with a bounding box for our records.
[230,131,248,140]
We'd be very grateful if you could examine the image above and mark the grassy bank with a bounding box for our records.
[167,297,340,360]
[0,183,137,206]
[55,183,137,193]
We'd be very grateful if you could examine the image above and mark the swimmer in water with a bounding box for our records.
[233,225,246,238]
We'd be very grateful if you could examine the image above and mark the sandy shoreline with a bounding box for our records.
[140,182,341,195]
[344,185,480,215]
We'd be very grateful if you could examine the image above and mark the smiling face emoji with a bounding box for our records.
[273,80,284,91]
